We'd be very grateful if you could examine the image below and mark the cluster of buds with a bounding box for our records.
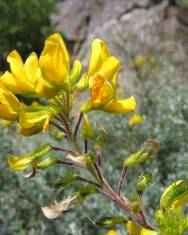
[1,33,186,235]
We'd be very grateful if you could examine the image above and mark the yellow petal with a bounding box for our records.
[7,50,24,76]
[88,39,110,77]
[34,68,59,98]
[40,33,70,87]
[0,83,21,120]
[98,56,120,81]
[24,52,39,83]
[8,155,33,171]
[19,110,51,129]
[106,230,119,235]
[0,104,18,120]
[0,51,35,95]
[103,96,136,114]
[89,73,114,108]
[126,221,159,235]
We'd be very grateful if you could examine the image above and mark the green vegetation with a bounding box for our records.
[0,0,57,69]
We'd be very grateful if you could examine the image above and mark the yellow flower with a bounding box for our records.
[0,51,58,98]
[134,55,145,67]
[126,221,159,235]
[0,83,21,121]
[39,33,70,88]
[80,39,136,114]
[19,105,60,136]
[128,114,143,126]
[106,230,119,235]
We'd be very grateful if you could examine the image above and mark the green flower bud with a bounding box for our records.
[160,180,188,209]
[96,216,127,227]
[95,125,107,147]
[124,139,160,168]
[82,114,94,139]
[137,171,153,193]
[8,144,52,171]
[49,129,65,141]
[76,73,89,91]
[74,184,97,204]
[69,60,82,89]
[36,157,57,170]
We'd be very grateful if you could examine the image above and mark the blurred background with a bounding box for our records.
[0,0,188,234]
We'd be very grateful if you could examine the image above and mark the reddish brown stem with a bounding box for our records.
[117,166,128,196]
[52,146,76,156]
[74,113,83,137]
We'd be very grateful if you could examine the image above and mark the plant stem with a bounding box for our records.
[84,139,88,153]
[57,159,77,167]
[74,113,83,137]
[138,191,156,230]
[76,176,101,188]
[50,121,67,134]
[117,166,128,196]
[52,146,76,156]
[95,146,102,166]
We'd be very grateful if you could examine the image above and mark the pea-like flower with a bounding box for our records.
[0,51,58,98]
[39,33,70,88]
[80,39,136,114]
[19,105,60,136]
[0,83,21,121]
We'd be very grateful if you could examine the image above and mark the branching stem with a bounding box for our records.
[117,166,128,196]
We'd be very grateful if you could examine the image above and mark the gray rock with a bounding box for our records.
[52,0,152,41]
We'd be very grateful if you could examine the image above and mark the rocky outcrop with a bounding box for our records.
[52,0,188,86]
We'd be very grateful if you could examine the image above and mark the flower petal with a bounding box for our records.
[126,221,159,235]
[98,56,120,81]
[40,33,70,87]
[88,39,110,77]
[103,96,136,114]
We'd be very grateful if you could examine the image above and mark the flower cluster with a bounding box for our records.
[1,33,188,235]
[0,33,136,135]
